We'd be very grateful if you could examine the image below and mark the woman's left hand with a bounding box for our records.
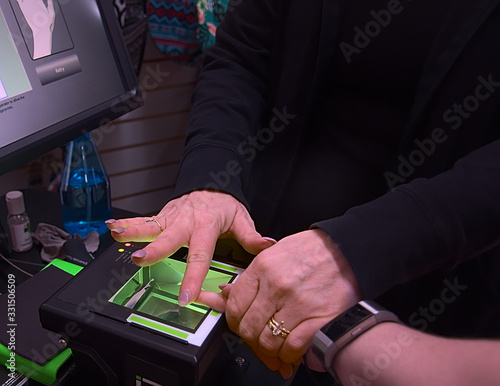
[198,229,361,375]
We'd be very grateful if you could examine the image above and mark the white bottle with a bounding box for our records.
[6,191,33,252]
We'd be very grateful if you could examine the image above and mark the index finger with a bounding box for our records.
[130,222,190,266]
[178,226,220,306]
[107,217,164,242]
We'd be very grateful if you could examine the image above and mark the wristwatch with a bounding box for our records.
[311,300,400,381]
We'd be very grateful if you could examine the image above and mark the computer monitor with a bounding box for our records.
[0,0,142,176]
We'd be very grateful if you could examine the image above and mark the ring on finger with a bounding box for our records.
[268,316,291,338]
[144,218,164,233]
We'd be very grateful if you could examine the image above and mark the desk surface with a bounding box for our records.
[0,189,131,292]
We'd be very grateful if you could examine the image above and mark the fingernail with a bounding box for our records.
[178,290,191,307]
[132,250,147,259]
[218,283,233,290]
[105,219,117,224]
[263,237,277,243]
[111,227,125,234]
[281,372,292,380]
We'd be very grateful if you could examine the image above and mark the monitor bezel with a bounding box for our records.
[0,0,142,176]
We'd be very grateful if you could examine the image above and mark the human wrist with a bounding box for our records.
[311,300,400,383]
[333,322,415,386]
[311,228,362,300]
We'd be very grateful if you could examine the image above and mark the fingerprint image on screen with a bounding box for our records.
[109,257,236,333]
[0,8,32,101]
[10,0,73,60]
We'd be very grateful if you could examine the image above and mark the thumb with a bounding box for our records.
[195,290,228,312]
[194,283,234,312]
[230,208,277,255]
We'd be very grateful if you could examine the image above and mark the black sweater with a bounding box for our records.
[173,0,500,337]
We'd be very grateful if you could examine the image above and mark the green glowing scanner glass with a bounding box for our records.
[109,255,238,334]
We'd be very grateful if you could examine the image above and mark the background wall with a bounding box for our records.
[0,36,198,217]
[97,37,198,215]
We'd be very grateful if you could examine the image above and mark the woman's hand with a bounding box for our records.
[106,190,275,306]
[199,229,361,375]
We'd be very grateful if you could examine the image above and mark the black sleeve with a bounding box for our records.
[171,0,276,207]
[313,139,500,298]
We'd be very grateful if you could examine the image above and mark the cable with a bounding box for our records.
[8,258,45,267]
[0,252,33,277]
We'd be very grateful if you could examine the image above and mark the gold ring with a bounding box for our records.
[145,218,163,233]
[268,316,291,338]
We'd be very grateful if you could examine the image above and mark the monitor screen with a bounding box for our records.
[0,0,141,175]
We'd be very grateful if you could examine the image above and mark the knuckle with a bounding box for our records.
[258,335,277,354]
[283,334,304,354]
[180,204,194,218]
[252,254,275,275]
[166,203,192,223]
[158,230,175,244]
[195,212,219,228]
[225,297,240,317]
[186,252,208,264]
[236,323,254,342]
[142,242,160,256]
[269,275,294,295]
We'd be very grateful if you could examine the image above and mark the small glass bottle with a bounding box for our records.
[6,190,33,252]
[59,132,112,237]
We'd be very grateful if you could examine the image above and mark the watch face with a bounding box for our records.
[324,304,373,341]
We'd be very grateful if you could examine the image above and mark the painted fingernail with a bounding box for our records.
[105,219,117,224]
[263,237,277,243]
[131,250,147,259]
[111,227,125,234]
[178,290,191,307]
